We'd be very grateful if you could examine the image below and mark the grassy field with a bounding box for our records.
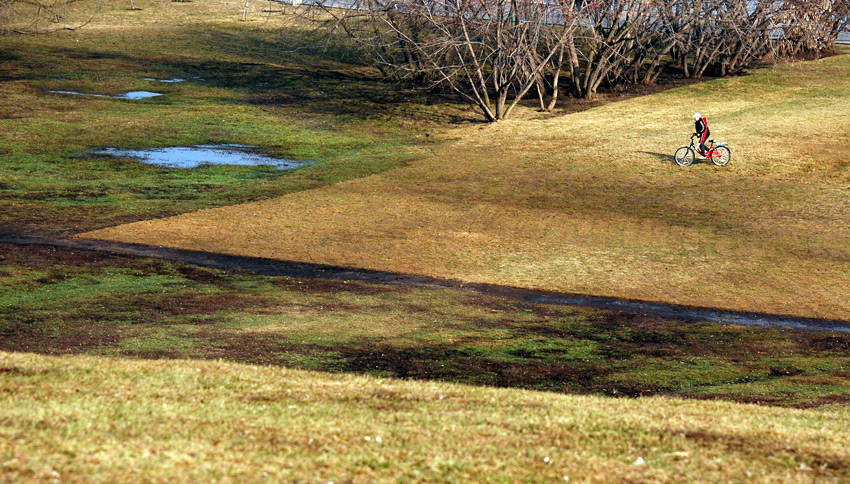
[3,243,850,408]
[80,47,850,320]
[0,0,462,234]
[3,350,850,483]
[2,0,850,482]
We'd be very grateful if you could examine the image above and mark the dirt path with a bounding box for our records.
[3,230,849,333]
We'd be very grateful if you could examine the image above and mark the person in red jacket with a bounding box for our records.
[693,112,710,159]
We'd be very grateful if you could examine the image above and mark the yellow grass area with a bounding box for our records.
[80,54,850,320]
[2,350,850,483]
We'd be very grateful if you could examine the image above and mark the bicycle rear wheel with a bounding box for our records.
[712,146,731,166]
[674,147,695,166]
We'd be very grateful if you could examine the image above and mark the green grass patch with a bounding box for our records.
[0,0,463,233]
[3,244,849,408]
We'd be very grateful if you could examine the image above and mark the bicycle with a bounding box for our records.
[674,135,731,167]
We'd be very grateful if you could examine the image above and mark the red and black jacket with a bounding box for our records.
[695,117,710,145]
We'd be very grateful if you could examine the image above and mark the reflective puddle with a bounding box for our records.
[89,144,312,170]
[142,77,186,83]
[49,90,163,99]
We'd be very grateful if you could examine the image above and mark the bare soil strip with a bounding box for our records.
[3,231,848,333]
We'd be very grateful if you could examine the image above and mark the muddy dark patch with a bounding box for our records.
[796,393,850,409]
[0,323,121,355]
[171,293,263,314]
[174,265,229,284]
[332,345,604,389]
[189,331,329,366]
[165,326,614,392]
[507,348,539,359]
[769,366,805,377]
[685,386,850,410]
[122,349,188,359]
[106,293,262,322]
[0,242,138,269]
[254,301,365,314]
[808,336,850,352]
[279,276,406,296]
[0,366,54,377]
[1,243,236,291]
[33,273,71,285]
[509,323,573,339]
[466,317,514,330]
[462,292,570,319]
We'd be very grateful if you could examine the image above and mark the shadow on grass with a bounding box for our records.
[3,243,850,408]
[24,29,479,126]
[640,151,676,164]
[642,150,724,166]
[20,26,700,127]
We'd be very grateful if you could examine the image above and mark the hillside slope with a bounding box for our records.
[2,351,849,483]
[81,52,850,320]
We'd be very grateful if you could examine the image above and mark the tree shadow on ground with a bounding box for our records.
[24,32,480,126]
[19,26,714,128]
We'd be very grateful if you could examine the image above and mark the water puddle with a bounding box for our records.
[142,77,186,83]
[89,144,312,170]
[49,90,162,99]
[121,91,163,99]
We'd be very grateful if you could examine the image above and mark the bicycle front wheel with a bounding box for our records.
[674,147,695,166]
[712,146,731,166]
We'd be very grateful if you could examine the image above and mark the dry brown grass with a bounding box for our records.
[79,42,850,320]
[3,350,850,483]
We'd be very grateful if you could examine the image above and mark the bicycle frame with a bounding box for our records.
[690,136,720,159]
[676,136,730,167]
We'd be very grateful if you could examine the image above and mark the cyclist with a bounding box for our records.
[692,112,710,159]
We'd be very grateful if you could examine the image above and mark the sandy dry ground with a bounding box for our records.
[80,56,850,320]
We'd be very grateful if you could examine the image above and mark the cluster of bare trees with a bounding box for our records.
[773,0,850,57]
[308,0,582,120]
[669,0,850,78]
[305,0,849,121]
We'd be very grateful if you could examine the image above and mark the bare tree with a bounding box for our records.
[705,0,769,76]
[591,0,698,88]
[562,0,687,98]
[670,0,774,78]
[533,27,569,111]
[774,0,850,57]
[564,0,650,98]
[309,0,584,121]
[290,0,849,116]
[672,0,848,79]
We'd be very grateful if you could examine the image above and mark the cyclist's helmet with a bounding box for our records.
[692,112,701,120]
